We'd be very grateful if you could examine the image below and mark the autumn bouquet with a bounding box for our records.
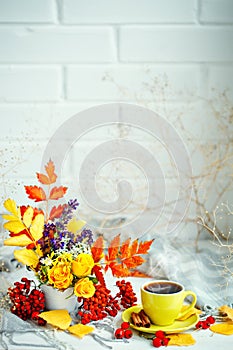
[3,160,153,304]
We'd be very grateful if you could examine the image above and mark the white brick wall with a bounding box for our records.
[0,0,232,238]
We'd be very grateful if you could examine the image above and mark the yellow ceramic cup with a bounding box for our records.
[141,280,197,326]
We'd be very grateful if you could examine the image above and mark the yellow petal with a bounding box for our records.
[4,234,32,247]
[23,207,34,228]
[14,248,39,268]
[39,310,72,330]
[219,305,233,321]
[67,218,86,233]
[168,333,196,346]
[3,198,18,216]
[177,306,202,321]
[68,324,94,338]
[30,213,44,241]
[210,322,233,335]
[4,220,25,233]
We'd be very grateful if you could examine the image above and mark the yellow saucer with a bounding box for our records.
[122,305,199,334]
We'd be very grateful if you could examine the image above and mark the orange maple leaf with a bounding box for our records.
[91,236,104,263]
[106,234,120,261]
[130,239,138,256]
[120,238,130,259]
[49,204,66,221]
[105,236,154,277]
[24,186,46,202]
[137,239,154,254]
[49,186,67,200]
[123,255,145,269]
[109,262,130,277]
[45,159,57,183]
[37,160,57,185]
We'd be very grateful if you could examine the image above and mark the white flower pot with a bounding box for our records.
[40,285,77,313]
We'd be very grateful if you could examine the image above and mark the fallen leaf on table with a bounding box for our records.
[177,306,202,321]
[210,322,233,335]
[219,305,233,320]
[68,324,94,338]
[39,310,72,330]
[168,333,196,346]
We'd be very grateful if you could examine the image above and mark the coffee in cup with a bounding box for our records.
[141,280,197,326]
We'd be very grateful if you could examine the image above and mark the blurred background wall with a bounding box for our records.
[0,0,232,242]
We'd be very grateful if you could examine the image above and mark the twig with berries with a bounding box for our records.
[77,279,137,324]
[8,277,46,326]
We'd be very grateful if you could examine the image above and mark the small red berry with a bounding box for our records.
[115,328,124,339]
[124,329,133,339]
[201,320,210,329]
[121,321,130,330]
[162,337,170,346]
[206,316,215,325]
[155,330,166,339]
[152,337,163,348]
[195,321,203,329]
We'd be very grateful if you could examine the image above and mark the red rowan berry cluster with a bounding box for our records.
[152,330,170,348]
[114,321,133,339]
[115,280,137,308]
[195,316,215,330]
[8,277,46,325]
[77,280,137,324]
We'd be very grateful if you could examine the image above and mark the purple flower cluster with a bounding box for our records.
[76,229,94,246]
[39,199,94,254]
[55,199,79,233]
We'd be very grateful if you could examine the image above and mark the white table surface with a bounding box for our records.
[1,269,233,350]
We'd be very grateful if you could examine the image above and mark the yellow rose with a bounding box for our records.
[74,277,95,298]
[48,260,73,289]
[72,253,94,277]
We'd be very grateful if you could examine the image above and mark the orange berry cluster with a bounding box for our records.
[8,277,46,325]
[78,280,137,324]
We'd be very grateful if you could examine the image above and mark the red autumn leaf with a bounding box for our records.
[120,238,130,259]
[106,234,120,261]
[49,186,67,200]
[123,255,145,269]
[137,239,154,254]
[24,186,46,202]
[36,160,57,185]
[91,236,104,263]
[92,265,105,286]
[49,204,66,221]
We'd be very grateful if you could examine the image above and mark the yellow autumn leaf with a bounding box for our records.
[219,305,233,321]
[168,333,196,346]
[2,214,19,221]
[177,306,202,321]
[23,206,34,228]
[39,310,72,330]
[14,248,39,268]
[210,322,233,335]
[67,218,86,233]
[4,220,26,234]
[30,213,44,241]
[4,234,32,247]
[3,198,19,216]
[68,324,94,338]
